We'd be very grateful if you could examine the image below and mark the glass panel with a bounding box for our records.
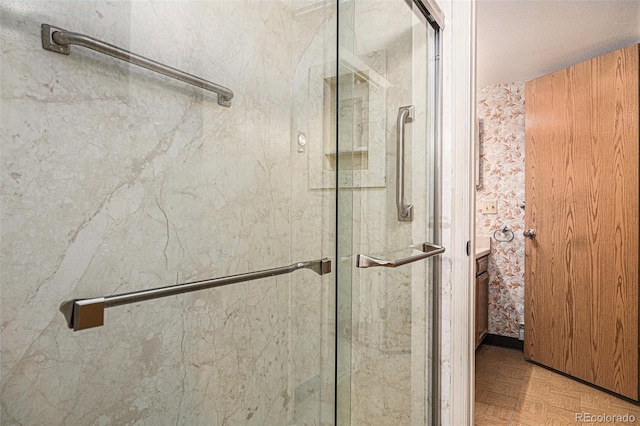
[290,2,340,424]
[336,0,356,423]
[1,1,337,424]
[338,0,439,424]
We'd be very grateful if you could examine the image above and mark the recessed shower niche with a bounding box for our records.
[308,49,388,189]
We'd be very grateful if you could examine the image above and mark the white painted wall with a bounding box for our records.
[477,0,640,86]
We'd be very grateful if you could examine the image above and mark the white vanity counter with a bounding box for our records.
[475,236,490,259]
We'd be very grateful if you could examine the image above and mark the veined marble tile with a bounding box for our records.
[1,0,336,424]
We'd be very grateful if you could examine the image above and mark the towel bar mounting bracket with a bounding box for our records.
[42,24,71,55]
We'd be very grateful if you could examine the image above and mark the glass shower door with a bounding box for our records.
[337,0,441,424]
[1,1,338,425]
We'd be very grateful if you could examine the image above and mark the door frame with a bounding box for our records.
[434,0,476,424]
[404,1,477,423]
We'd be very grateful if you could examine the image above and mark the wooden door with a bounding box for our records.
[524,44,639,400]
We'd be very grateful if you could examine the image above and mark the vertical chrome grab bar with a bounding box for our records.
[396,105,415,221]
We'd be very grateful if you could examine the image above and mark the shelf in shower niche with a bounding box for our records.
[324,147,370,171]
[325,147,369,155]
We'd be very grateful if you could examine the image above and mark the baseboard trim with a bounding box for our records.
[481,333,524,351]
[525,359,640,405]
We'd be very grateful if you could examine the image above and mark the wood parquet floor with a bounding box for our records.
[475,345,640,425]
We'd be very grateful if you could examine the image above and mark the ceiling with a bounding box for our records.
[476,0,640,87]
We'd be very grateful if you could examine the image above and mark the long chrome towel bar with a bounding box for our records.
[356,243,444,268]
[60,258,331,331]
[41,24,234,107]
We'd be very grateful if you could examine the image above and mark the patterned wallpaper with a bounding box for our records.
[476,82,525,338]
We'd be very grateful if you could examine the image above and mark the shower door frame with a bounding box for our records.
[335,0,446,423]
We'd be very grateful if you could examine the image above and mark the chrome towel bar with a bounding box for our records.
[60,258,331,331]
[41,24,234,107]
[356,243,444,268]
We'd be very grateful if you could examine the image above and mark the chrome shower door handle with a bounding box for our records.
[397,105,415,221]
[356,243,445,269]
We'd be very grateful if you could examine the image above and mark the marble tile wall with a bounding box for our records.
[290,2,339,424]
[1,1,335,424]
[476,82,526,338]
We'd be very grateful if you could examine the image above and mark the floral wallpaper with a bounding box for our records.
[476,82,525,338]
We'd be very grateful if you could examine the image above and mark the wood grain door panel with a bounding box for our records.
[524,44,639,400]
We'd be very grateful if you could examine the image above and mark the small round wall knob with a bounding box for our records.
[523,229,536,239]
